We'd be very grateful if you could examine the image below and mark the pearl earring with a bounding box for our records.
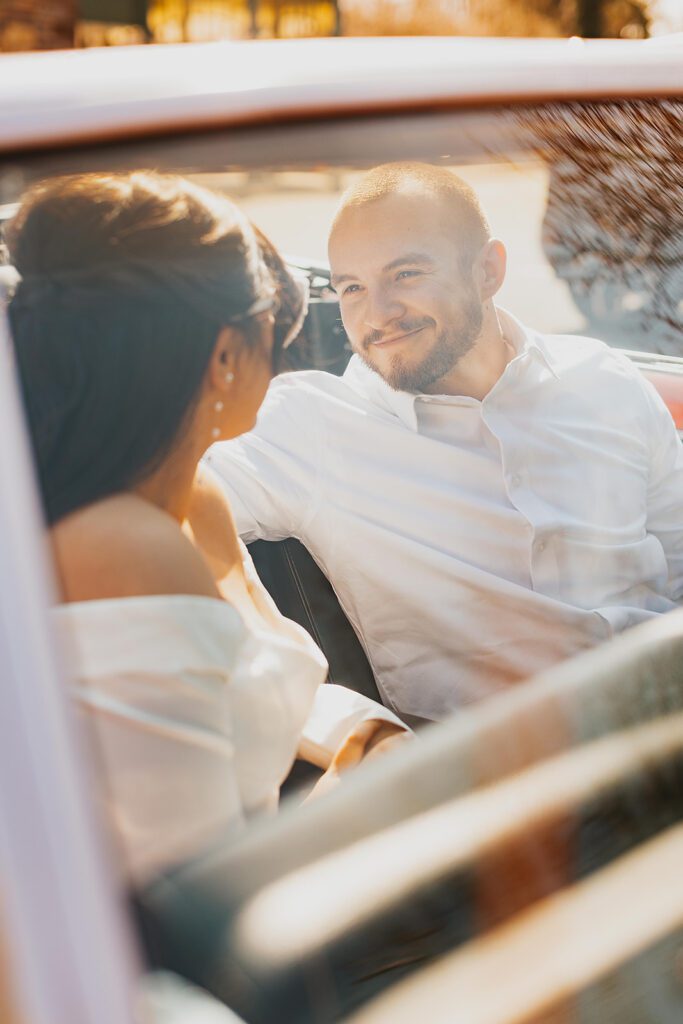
[225,371,235,384]
[212,399,224,440]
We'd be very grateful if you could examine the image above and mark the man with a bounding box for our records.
[205,163,683,723]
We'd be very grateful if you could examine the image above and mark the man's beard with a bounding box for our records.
[356,292,484,394]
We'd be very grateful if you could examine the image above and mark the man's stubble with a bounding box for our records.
[356,286,484,394]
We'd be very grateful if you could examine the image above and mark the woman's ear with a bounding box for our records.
[474,239,507,300]
[208,326,240,393]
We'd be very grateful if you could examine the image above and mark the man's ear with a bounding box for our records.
[474,239,507,300]
[208,326,241,393]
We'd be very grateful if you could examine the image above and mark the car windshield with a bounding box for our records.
[2,98,681,355]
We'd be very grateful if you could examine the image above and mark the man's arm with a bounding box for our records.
[202,375,322,543]
[644,378,683,601]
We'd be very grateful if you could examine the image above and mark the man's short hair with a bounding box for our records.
[332,162,490,272]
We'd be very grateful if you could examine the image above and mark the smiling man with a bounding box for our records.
[205,163,683,724]
[328,166,502,399]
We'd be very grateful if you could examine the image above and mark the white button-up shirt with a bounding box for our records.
[206,310,683,722]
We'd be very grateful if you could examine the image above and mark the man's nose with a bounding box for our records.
[363,287,404,331]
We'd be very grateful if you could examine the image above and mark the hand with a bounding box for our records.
[306,719,411,801]
[361,722,413,764]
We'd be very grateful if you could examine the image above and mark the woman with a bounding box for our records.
[6,172,406,884]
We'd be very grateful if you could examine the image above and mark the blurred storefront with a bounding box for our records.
[0,0,651,52]
[0,1,78,50]
[0,0,341,49]
[148,0,340,42]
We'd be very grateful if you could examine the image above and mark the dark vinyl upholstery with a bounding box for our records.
[248,538,381,705]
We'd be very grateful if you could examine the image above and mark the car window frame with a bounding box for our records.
[0,295,140,1024]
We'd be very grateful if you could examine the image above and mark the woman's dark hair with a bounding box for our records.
[6,171,278,525]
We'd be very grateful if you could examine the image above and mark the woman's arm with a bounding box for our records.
[305,717,412,801]
[298,684,412,770]
[189,465,329,643]
[186,463,244,583]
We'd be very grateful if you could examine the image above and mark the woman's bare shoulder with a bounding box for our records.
[51,494,220,603]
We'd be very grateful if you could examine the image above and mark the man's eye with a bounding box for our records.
[341,283,362,296]
[396,270,422,280]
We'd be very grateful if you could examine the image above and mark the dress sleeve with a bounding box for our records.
[204,377,322,543]
[75,674,246,886]
[297,684,411,769]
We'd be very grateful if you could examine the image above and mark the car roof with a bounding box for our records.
[0,36,681,154]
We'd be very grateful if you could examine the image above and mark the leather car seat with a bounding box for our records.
[248,538,382,706]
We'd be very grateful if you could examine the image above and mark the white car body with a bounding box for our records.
[0,37,681,152]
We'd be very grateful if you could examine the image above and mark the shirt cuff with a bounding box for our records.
[297,684,410,769]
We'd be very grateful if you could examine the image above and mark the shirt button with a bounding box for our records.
[536,539,547,553]
[510,473,522,489]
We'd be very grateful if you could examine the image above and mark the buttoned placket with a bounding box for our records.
[340,316,572,601]
[482,347,561,597]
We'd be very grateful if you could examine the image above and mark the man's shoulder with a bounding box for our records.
[268,368,354,399]
[211,370,357,460]
[533,330,665,432]
[261,366,366,421]
[535,329,643,382]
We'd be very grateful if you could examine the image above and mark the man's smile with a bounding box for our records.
[369,325,428,349]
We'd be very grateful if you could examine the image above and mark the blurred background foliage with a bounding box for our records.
[0,0,678,50]
[145,0,339,42]
[341,0,651,38]
[143,0,654,40]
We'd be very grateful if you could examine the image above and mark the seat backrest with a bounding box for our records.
[248,538,381,704]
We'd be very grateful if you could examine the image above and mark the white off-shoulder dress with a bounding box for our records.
[53,591,402,885]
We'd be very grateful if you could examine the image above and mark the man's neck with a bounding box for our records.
[423,307,512,401]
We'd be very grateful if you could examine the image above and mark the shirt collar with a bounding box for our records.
[342,307,561,432]
[343,354,420,429]
[497,308,561,381]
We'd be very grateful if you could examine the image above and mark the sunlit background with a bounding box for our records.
[1,0,682,51]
